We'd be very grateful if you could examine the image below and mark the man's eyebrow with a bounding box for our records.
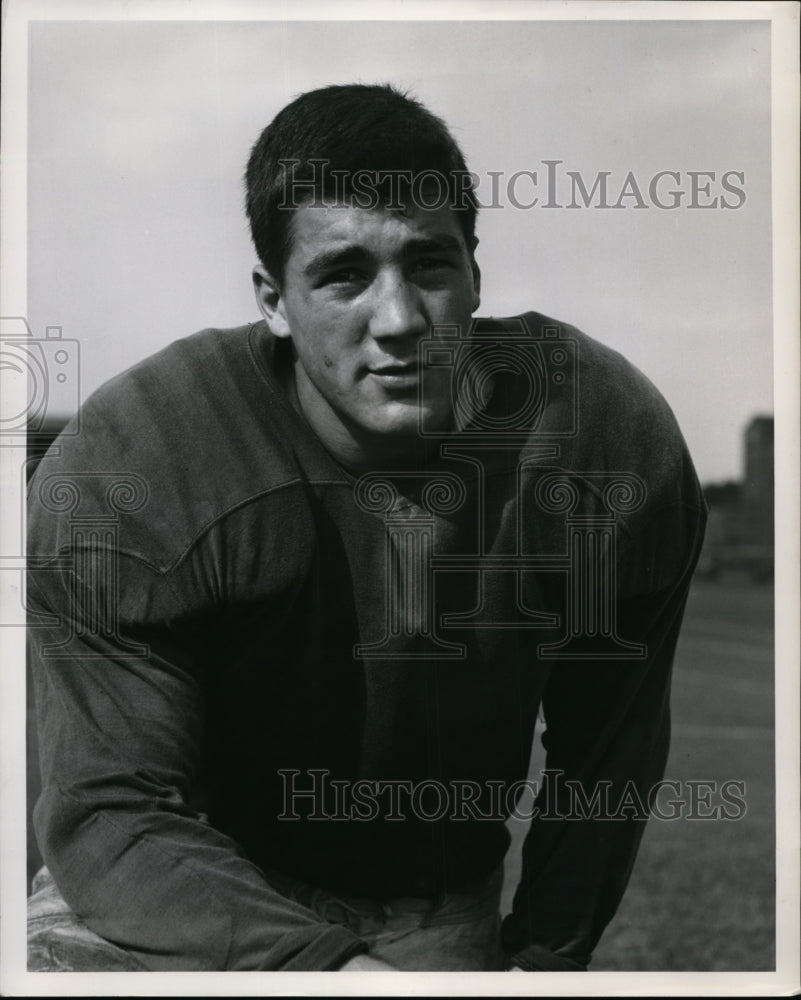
[403,235,465,256]
[302,234,466,279]
[303,246,367,278]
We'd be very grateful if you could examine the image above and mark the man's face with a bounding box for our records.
[254,198,480,467]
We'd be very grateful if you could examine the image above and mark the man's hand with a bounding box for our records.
[341,954,524,971]
[339,953,397,971]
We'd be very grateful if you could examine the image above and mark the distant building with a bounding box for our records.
[697,415,774,581]
[742,415,774,540]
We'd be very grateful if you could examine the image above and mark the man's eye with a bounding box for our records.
[325,269,365,285]
[412,257,454,274]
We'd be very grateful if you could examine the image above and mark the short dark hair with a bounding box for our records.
[245,83,478,286]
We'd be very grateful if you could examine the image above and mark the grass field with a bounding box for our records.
[501,577,776,971]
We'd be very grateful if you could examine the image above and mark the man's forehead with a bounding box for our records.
[286,200,468,264]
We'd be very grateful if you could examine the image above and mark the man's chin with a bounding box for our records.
[365,403,452,440]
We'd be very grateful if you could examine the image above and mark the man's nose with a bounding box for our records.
[368,273,428,342]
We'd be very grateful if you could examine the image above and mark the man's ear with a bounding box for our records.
[470,242,482,312]
[252,265,291,339]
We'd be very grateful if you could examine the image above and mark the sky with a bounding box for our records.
[25,16,774,483]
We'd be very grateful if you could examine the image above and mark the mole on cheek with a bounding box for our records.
[323,357,334,368]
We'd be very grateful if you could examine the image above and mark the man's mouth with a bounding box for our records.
[368,362,422,388]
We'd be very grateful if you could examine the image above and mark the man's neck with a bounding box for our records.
[274,348,443,476]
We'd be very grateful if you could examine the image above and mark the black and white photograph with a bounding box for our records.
[1,1,798,995]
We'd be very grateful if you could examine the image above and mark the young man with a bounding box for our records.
[27,84,706,972]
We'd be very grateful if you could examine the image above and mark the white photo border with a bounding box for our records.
[1,1,798,996]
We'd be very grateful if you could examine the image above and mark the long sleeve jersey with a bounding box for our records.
[27,311,706,971]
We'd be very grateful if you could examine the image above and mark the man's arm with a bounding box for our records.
[501,498,706,971]
[27,551,369,971]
